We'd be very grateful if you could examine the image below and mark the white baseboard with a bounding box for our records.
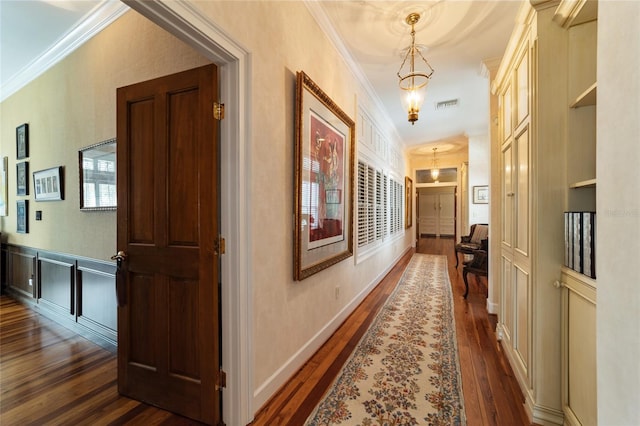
[252,246,412,412]
[532,403,564,425]
[497,324,564,426]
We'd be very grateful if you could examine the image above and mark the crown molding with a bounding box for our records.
[1,1,129,102]
[303,1,404,148]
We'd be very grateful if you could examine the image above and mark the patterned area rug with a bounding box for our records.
[305,254,466,425]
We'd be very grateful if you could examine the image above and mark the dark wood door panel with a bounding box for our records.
[116,64,219,424]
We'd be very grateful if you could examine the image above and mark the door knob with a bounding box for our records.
[111,250,127,268]
[110,251,127,307]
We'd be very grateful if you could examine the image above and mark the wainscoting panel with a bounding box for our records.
[2,243,117,349]
[77,259,117,342]
[6,246,36,299]
[38,255,75,318]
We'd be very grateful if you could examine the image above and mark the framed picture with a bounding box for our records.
[0,157,7,216]
[33,166,64,201]
[16,123,29,159]
[16,161,28,196]
[405,176,413,228]
[473,185,489,204]
[294,71,355,280]
[16,200,28,233]
[79,138,117,211]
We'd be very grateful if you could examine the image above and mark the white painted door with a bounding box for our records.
[419,193,437,236]
[439,193,455,236]
[418,191,456,237]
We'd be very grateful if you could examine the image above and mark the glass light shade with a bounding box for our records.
[431,168,440,180]
[400,84,426,124]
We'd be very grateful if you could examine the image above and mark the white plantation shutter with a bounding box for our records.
[387,178,404,234]
[357,161,367,247]
[390,179,396,234]
[367,166,375,244]
[375,170,383,240]
[358,158,404,250]
[383,174,388,238]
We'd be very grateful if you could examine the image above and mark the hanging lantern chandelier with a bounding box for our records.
[431,147,440,180]
[397,12,435,125]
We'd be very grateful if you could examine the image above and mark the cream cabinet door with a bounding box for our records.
[502,143,514,248]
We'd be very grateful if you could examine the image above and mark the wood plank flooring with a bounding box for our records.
[251,237,531,425]
[0,296,203,425]
[0,237,531,425]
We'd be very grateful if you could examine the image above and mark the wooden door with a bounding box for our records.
[115,64,220,425]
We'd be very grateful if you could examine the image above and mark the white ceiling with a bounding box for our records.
[0,0,522,152]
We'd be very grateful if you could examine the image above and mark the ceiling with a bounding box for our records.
[0,0,522,154]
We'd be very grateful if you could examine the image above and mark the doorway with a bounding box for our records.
[115,64,221,424]
[417,187,456,238]
[124,3,252,424]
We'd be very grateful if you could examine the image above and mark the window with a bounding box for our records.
[357,159,404,250]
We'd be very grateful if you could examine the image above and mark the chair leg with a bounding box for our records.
[463,270,470,298]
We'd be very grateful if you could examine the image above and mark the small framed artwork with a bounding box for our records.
[33,166,64,201]
[17,200,28,233]
[16,123,29,159]
[405,176,413,229]
[473,185,489,204]
[293,71,355,280]
[0,157,7,216]
[16,161,29,196]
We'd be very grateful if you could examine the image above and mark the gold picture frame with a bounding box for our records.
[405,176,413,228]
[293,71,355,280]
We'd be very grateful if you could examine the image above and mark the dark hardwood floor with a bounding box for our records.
[0,237,530,425]
[0,296,203,425]
[251,237,530,425]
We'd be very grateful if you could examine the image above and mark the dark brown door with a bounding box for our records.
[115,64,220,425]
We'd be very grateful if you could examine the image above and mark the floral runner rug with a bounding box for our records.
[305,254,466,425]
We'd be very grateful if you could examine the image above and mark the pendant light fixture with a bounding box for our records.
[397,12,435,125]
[431,147,440,180]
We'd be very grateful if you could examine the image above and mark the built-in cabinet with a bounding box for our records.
[492,1,598,424]
[555,0,598,425]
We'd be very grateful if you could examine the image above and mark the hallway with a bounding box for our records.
[0,237,530,425]
[252,236,530,425]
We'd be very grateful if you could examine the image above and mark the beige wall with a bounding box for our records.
[596,2,640,424]
[191,2,412,407]
[0,2,414,416]
[0,10,210,259]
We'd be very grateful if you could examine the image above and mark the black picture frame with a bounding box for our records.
[16,123,29,159]
[33,166,64,201]
[17,161,29,196]
[17,200,28,233]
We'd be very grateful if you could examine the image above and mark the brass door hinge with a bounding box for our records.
[214,235,226,255]
[214,102,225,120]
[216,369,227,390]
